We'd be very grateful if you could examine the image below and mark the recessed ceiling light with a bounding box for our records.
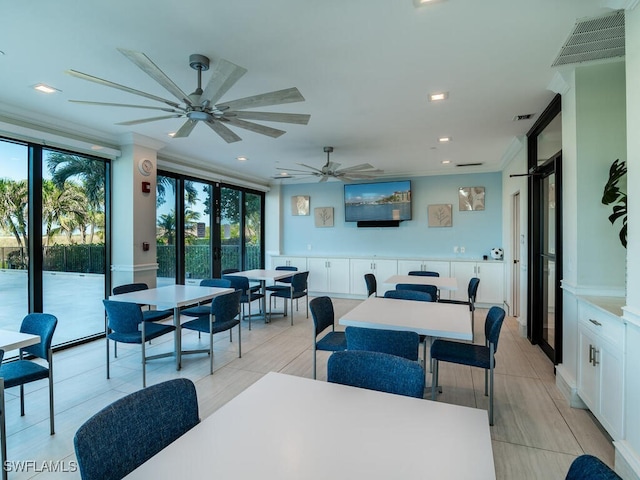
[413,0,445,7]
[33,83,60,94]
[236,156,248,162]
[168,132,176,137]
[279,172,290,176]
[438,136,451,143]
[429,92,449,102]
[441,160,451,164]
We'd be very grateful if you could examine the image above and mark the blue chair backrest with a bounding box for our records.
[310,296,335,336]
[565,455,621,480]
[364,273,377,297]
[221,268,240,275]
[327,350,425,398]
[396,283,438,299]
[291,271,309,293]
[211,290,242,322]
[275,265,297,284]
[384,289,433,302]
[223,275,250,294]
[0,349,3,363]
[200,278,232,288]
[112,283,148,295]
[485,306,506,352]
[103,300,143,334]
[74,378,200,480]
[468,277,480,302]
[408,271,439,277]
[20,313,57,360]
[346,326,419,361]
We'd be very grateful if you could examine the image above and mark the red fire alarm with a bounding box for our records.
[142,181,151,193]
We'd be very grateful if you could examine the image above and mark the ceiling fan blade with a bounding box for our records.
[118,48,193,106]
[217,87,305,111]
[225,118,286,138]
[336,163,376,172]
[66,69,181,108]
[327,161,341,171]
[172,119,198,138]
[115,114,182,126]
[233,111,310,125]
[296,163,324,174]
[200,58,247,106]
[69,100,182,113]
[276,167,318,174]
[205,120,242,143]
[318,176,329,183]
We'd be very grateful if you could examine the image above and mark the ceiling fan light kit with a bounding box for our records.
[274,146,384,183]
[67,49,310,143]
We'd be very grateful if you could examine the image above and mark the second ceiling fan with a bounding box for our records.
[275,147,384,182]
[66,48,310,143]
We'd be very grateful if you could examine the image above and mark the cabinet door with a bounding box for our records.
[307,258,328,293]
[449,262,476,301]
[397,260,425,275]
[577,325,599,412]
[423,261,450,277]
[373,259,397,296]
[350,259,374,296]
[475,262,504,305]
[275,256,307,271]
[326,258,350,294]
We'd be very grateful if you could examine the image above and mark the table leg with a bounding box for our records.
[1,378,7,480]
[174,306,181,370]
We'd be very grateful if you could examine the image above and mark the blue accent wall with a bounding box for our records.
[280,172,502,259]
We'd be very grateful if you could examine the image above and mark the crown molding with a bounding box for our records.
[548,71,572,95]
[602,0,639,10]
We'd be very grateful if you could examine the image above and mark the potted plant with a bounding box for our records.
[601,159,627,248]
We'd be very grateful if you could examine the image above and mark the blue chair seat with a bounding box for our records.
[107,321,175,344]
[181,305,210,317]
[142,309,173,322]
[430,340,495,370]
[316,331,347,351]
[1,361,50,388]
[181,317,240,335]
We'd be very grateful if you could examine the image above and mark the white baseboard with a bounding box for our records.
[555,364,587,409]
[615,441,640,479]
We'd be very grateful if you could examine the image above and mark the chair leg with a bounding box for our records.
[238,323,242,358]
[19,385,24,416]
[114,340,118,358]
[290,297,294,326]
[248,301,252,331]
[431,359,439,401]
[48,352,55,435]
[1,378,7,479]
[210,317,214,375]
[306,295,309,318]
[106,336,110,380]
[489,365,494,426]
[141,326,147,388]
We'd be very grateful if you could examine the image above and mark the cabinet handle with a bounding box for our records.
[589,319,602,327]
[592,347,600,366]
[588,344,594,364]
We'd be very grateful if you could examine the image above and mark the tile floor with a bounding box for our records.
[2,297,614,479]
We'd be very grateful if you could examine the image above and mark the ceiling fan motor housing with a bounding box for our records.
[189,54,210,71]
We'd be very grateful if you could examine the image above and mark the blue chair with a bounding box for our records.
[565,455,620,480]
[431,306,506,425]
[364,273,377,297]
[103,300,176,387]
[408,270,439,277]
[383,289,433,302]
[438,277,480,342]
[180,290,242,374]
[328,350,425,399]
[397,283,438,301]
[265,266,298,307]
[268,271,309,325]
[181,278,232,315]
[112,283,173,323]
[310,296,347,379]
[0,313,58,434]
[223,275,265,330]
[74,378,200,480]
[345,326,419,361]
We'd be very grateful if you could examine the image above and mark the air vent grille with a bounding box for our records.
[552,11,625,67]
[513,114,535,121]
[455,162,483,167]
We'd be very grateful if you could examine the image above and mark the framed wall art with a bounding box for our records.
[427,204,452,227]
[458,186,485,211]
[314,207,334,227]
[291,195,310,216]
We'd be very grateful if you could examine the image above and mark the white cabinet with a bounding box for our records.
[396,260,450,277]
[450,261,504,305]
[577,300,625,440]
[350,259,397,296]
[271,255,307,271]
[307,258,350,295]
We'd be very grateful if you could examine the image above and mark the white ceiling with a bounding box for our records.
[1,0,613,186]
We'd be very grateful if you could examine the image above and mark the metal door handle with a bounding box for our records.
[593,348,599,366]
[589,344,594,364]
[589,319,602,327]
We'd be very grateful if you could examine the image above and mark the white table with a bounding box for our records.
[231,269,302,320]
[339,296,471,341]
[109,285,234,369]
[0,330,41,480]
[125,372,495,479]
[384,274,458,291]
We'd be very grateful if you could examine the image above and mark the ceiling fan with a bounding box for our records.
[274,147,384,182]
[66,48,310,143]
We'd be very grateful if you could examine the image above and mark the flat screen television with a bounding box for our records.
[344,180,412,222]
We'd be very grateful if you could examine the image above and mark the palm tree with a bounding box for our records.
[157,175,198,207]
[0,178,28,249]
